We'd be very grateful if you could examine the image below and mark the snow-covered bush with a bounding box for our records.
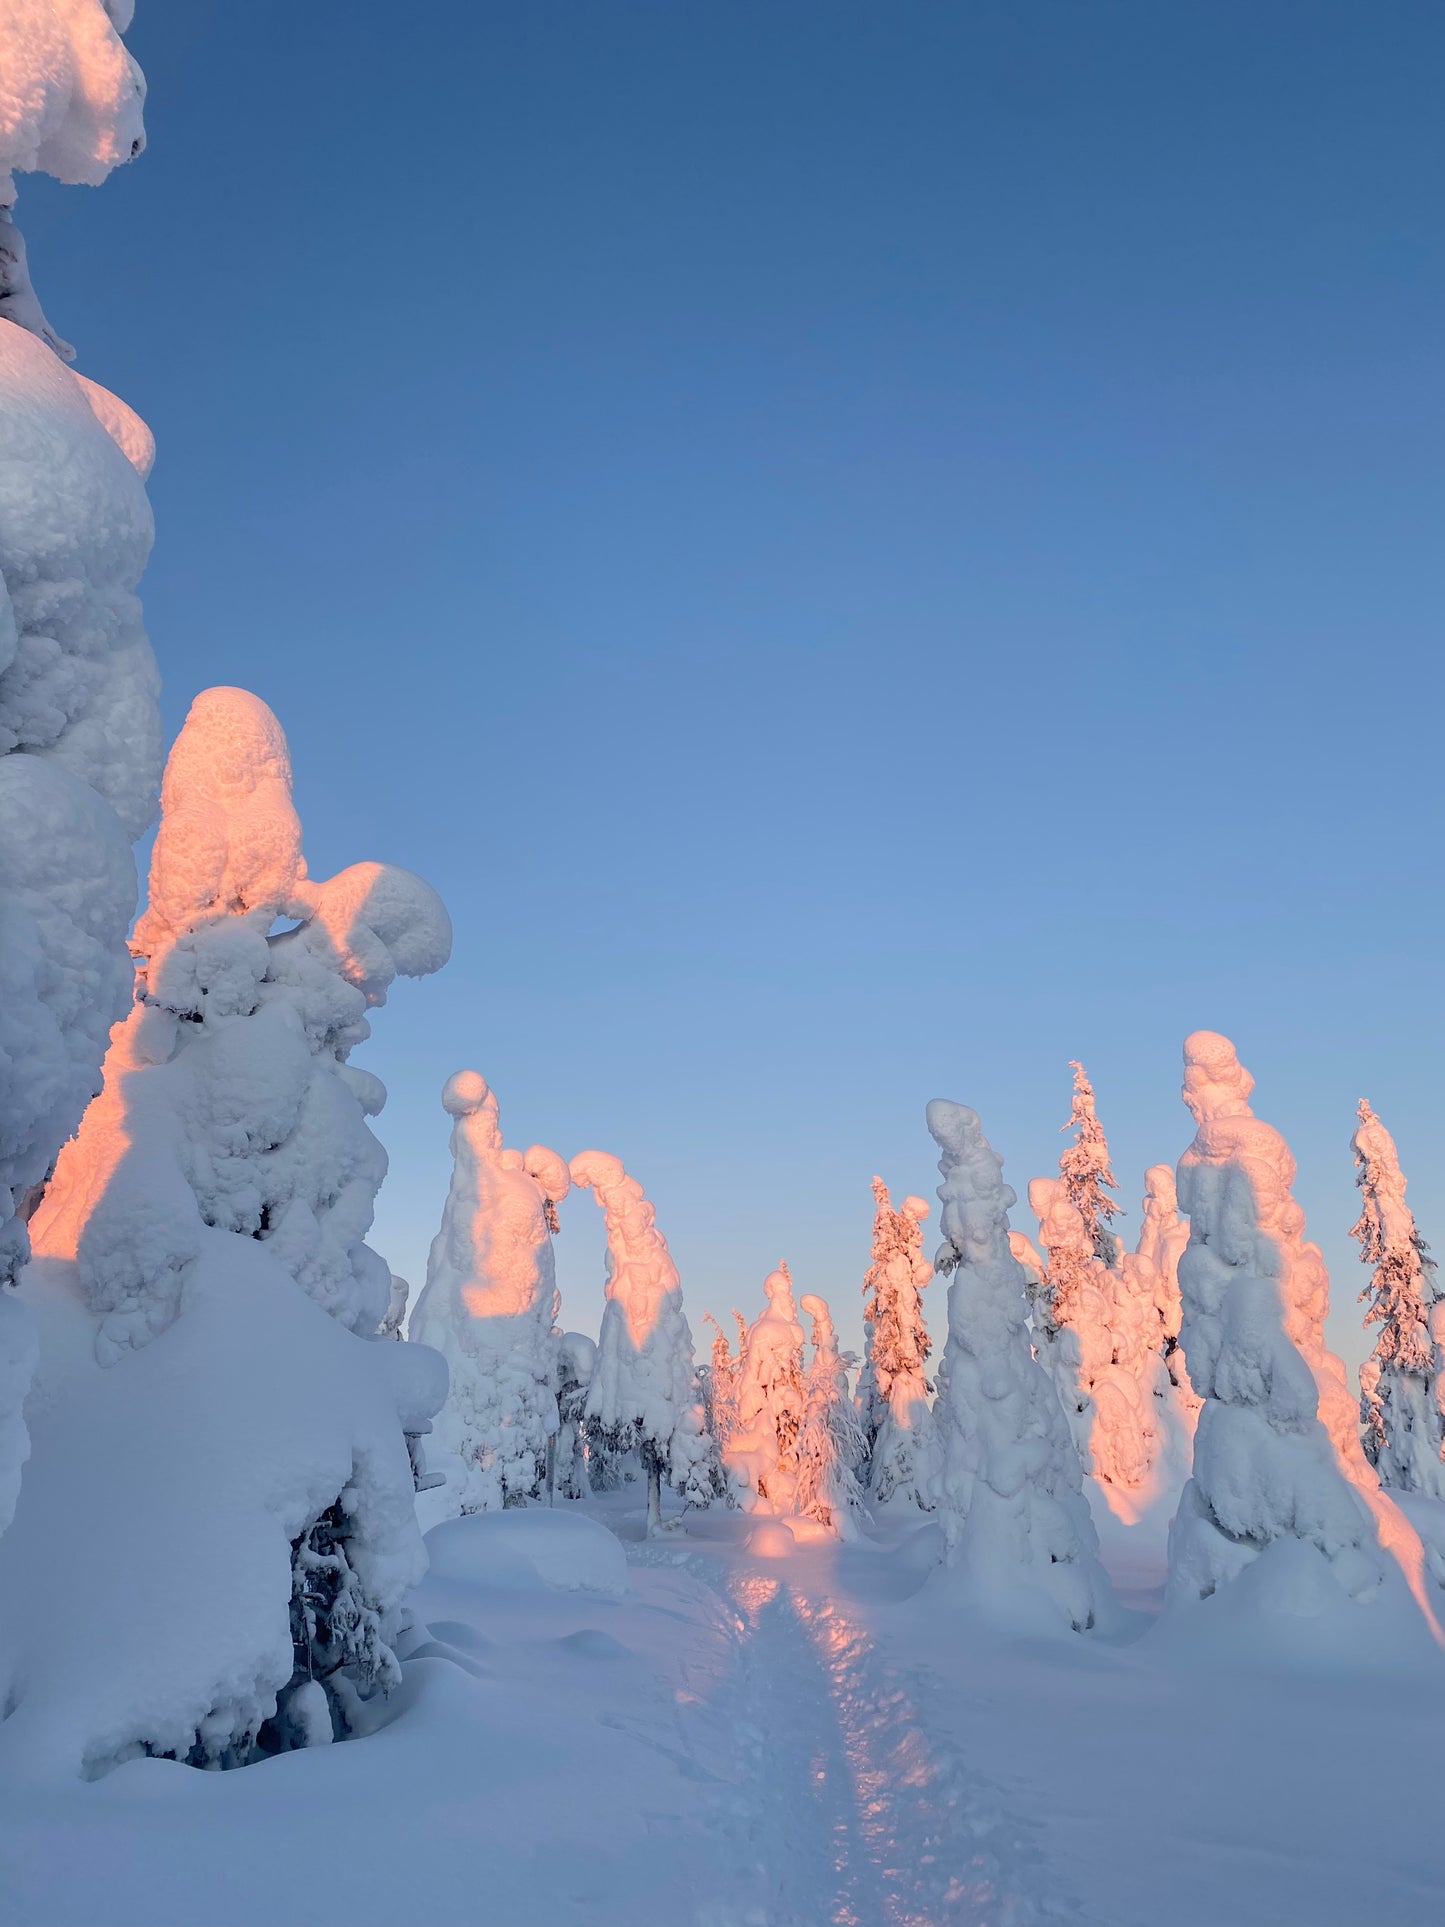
[928,1100,1106,1632]
[796,1292,865,1539]
[1166,1032,1387,1610]
[7,687,450,1773]
[409,1072,569,1516]
[726,1263,808,1515]
[858,1176,936,1508]
[570,1150,716,1532]
[1351,1099,1445,1497]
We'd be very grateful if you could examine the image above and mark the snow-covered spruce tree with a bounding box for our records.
[1058,1061,1123,1264]
[858,1176,936,1507]
[796,1292,866,1538]
[1131,1163,1197,1407]
[408,1073,569,1515]
[1030,1175,1167,1495]
[1166,1032,1395,1611]
[6,688,450,1774]
[726,1263,809,1514]
[1351,1099,1445,1497]
[0,0,157,1537]
[701,1311,743,1459]
[927,1100,1106,1631]
[570,1151,717,1533]
[552,1331,596,1501]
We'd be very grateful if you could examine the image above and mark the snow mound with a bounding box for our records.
[424,1510,629,1597]
[746,1518,797,1558]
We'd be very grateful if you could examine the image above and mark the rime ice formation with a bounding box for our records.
[727,1263,808,1516]
[796,1292,866,1539]
[409,1073,569,1516]
[1351,1100,1445,1498]
[0,0,146,357]
[570,1150,716,1533]
[5,688,448,1774]
[858,1176,936,1508]
[928,1100,1106,1632]
[1132,1163,1197,1412]
[1166,1032,1394,1611]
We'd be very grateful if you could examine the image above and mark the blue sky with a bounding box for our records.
[25,1,1443,1361]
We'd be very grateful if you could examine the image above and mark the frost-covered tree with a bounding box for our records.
[796,1293,866,1538]
[858,1176,936,1508]
[1351,1099,1445,1497]
[7,687,450,1773]
[726,1263,808,1514]
[928,1100,1106,1631]
[0,0,158,1539]
[1059,1061,1122,1264]
[1031,1175,1169,1495]
[408,1073,569,1515]
[552,1331,596,1502]
[1167,1032,1390,1611]
[570,1151,716,1533]
[701,1311,744,1459]
[1131,1163,1197,1406]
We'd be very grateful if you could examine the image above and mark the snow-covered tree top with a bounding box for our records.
[569,1150,677,1347]
[0,0,145,197]
[927,1099,1016,1270]
[1352,1100,1432,1270]
[1181,1028,1256,1125]
[799,1291,837,1357]
[133,687,451,1006]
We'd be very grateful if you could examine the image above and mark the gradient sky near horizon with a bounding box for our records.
[24,0,1443,1364]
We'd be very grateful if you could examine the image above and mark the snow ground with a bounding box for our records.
[1,1490,1442,1927]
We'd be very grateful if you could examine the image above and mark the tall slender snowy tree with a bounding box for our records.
[1166,1032,1391,1611]
[858,1176,936,1508]
[701,1311,744,1459]
[1350,1099,1445,1497]
[1131,1163,1196,1406]
[796,1293,866,1539]
[726,1263,808,1515]
[570,1150,716,1533]
[10,687,450,1771]
[409,1072,570,1514]
[928,1101,1106,1630]
[0,0,158,1540]
[1059,1061,1123,1264]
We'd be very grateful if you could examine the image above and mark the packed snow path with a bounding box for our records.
[633,1531,1077,1926]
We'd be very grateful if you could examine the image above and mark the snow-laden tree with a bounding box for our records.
[379,1273,410,1340]
[1130,1163,1197,1408]
[570,1150,716,1533]
[858,1175,936,1507]
[796,1293,866,1539]
[408,1073,569,1515]
[1166,1032,1392,1611]
[0,0,146,358]
[7,687,450,1773]
[701,1311,744,1459]
[552,1331,596,1502]
[928,1100,1106,1631]
[1031,1175,1169,1496]
[1351,1099,1445,1497]
[1059,1061,1123,1264]
[726,1262,808,1514]
[0,1,158,1539]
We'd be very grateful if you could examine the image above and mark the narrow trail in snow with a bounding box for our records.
[632,1542,1081,1927]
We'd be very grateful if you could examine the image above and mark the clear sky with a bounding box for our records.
[24,0,1443,1364]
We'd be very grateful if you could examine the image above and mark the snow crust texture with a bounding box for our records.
[928,1099,1106,1631]
[408,1072,569,1514]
